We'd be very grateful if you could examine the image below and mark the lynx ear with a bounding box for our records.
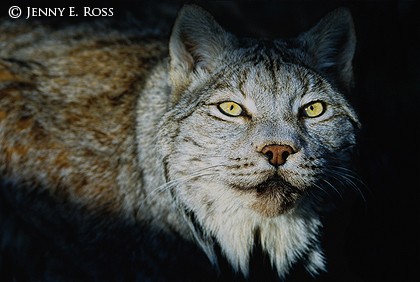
[169,5,234,96]
[298,8,356,91]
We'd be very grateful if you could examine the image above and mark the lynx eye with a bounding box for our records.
[218,101,243,117]
[303,101,325,118]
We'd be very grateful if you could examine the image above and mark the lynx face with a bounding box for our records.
[164,59,357,218]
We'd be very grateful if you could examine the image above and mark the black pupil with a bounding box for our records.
[230,105,234,111]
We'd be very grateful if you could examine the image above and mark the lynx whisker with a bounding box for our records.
[140,164,227,208]
[320,178,344,200]
[324,167,370,207]
[309,182,332,202]
[146,159,241,209]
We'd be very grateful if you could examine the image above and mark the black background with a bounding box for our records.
[0,1,418,281]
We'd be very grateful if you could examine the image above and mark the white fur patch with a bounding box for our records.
[184,182,325,278]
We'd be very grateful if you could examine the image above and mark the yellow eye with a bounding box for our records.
[303,101,325,118]
[218,101,243,117]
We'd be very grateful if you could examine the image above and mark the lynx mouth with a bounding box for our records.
[248,176,304,217]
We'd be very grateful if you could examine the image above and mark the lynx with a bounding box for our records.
[0,4,359,281]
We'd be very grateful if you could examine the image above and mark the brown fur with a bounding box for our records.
[0,22,166,215]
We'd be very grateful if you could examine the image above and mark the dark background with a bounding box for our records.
[1,0,418,281]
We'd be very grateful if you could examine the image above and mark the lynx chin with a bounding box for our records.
[0,4,360,281]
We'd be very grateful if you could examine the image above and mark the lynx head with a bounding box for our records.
[158,4,359,278]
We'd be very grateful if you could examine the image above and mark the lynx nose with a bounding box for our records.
[261,144,295,167]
